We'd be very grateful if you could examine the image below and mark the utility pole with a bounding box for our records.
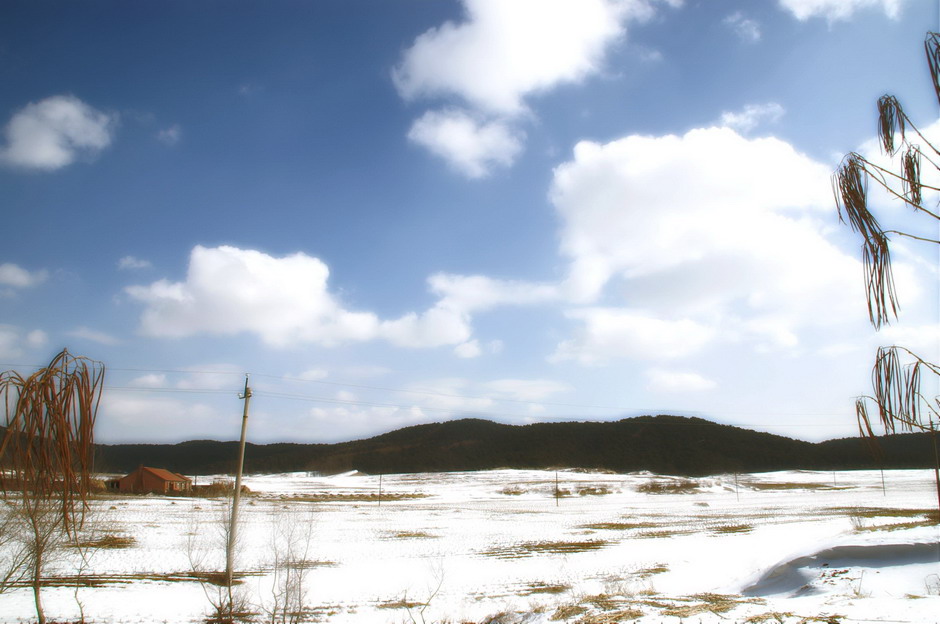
[226,374,252,588]
[932,422,940,522]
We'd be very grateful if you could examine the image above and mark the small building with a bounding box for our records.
[107,466,193,495]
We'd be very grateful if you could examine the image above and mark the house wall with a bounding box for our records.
[117,468,191,494]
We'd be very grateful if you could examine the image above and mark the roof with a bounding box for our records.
[138,466,192,483]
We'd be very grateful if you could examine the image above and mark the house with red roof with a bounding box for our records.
[108,465,193,495]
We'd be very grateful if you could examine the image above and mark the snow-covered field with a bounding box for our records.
[3,469,939,623]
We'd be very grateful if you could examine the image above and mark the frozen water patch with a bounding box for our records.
[744,540,940,597]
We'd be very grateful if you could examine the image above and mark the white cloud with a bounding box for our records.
[0,326,22,359]
[429,273,559,313]
[0,263,48,288]
[778,0,905,21]
[0,95,117,171]
[296,368,328,381]
[129,373,167,388]
[482,378,571,401]
[156,124,181,146]
[99,394,223,443]
[723,12,761,43]
[552,309,717,365]
[720,103,784,133]
[879,324,940,358]
[379,305,472,349]
[393,0,632,115]
[645,368,716,393]
[407,109,524,178]
[394,0,674,176]
[402,378,495,413]
[0,325,48,359]
[127,245,478,351]
[127,245,382,348]
[175,365,244,391]
[118,255,152,270]
[302,404,424,443]
[549,126,868,362]
[25,329,47,348]
[454,340,483,358]
[67,326,121,346]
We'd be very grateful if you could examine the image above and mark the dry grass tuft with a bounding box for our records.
[712,523,754,535]
[637,479,699,495]
[71,534,136,549]
[550,605,587,620]
[278,492,427,503]
[376,598,425,610]
[635,528,692,539]
[742,612,796,624]
[519,582,570,596]
[575,608,645,623]
[661,593,742,618]
[635,565,669,576]
[581,521,658,531]
[388,530,437,540]
[482,539,609,559]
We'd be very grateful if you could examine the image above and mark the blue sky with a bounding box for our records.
[1,0,938,445]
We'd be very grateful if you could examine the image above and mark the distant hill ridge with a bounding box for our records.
[94,415,937,477]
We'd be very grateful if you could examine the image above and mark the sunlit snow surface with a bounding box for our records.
[2,469,939,623]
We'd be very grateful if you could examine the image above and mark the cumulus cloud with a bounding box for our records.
[25,329,47,348]
[0,95,117,171]
[0,263,47,288]
[67,327,121,346]
[407,109,524,178]
[394,0,673,176]
[549,126,868,362]
[127,246,381,347]
[482,378,572,401]
[720,103,784,133]
[428,273,559,313]
[645,368,717,393]
[723,12,761,43]
[552,309,717,365]
[454,340,483,358]
[295,368,328,381]
[128,373,167,388]
[118,255,152,270]
[879,323,940,358]
[379,305,472,349]
[778,0,905,21]
[99,394,222,443]
[126,245,486,351]
[156,124,181,146]
[393,0,632,115]
[0,325,47,359]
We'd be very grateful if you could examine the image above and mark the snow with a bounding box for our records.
[1,469,938,623]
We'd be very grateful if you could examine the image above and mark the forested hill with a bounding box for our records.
[94,415,937,477]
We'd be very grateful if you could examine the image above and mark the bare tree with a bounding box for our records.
[0,499,31,593]
[186,502,253,624]
[833,32,940,514]
[259,508,315,624]
[0,349,105,624]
